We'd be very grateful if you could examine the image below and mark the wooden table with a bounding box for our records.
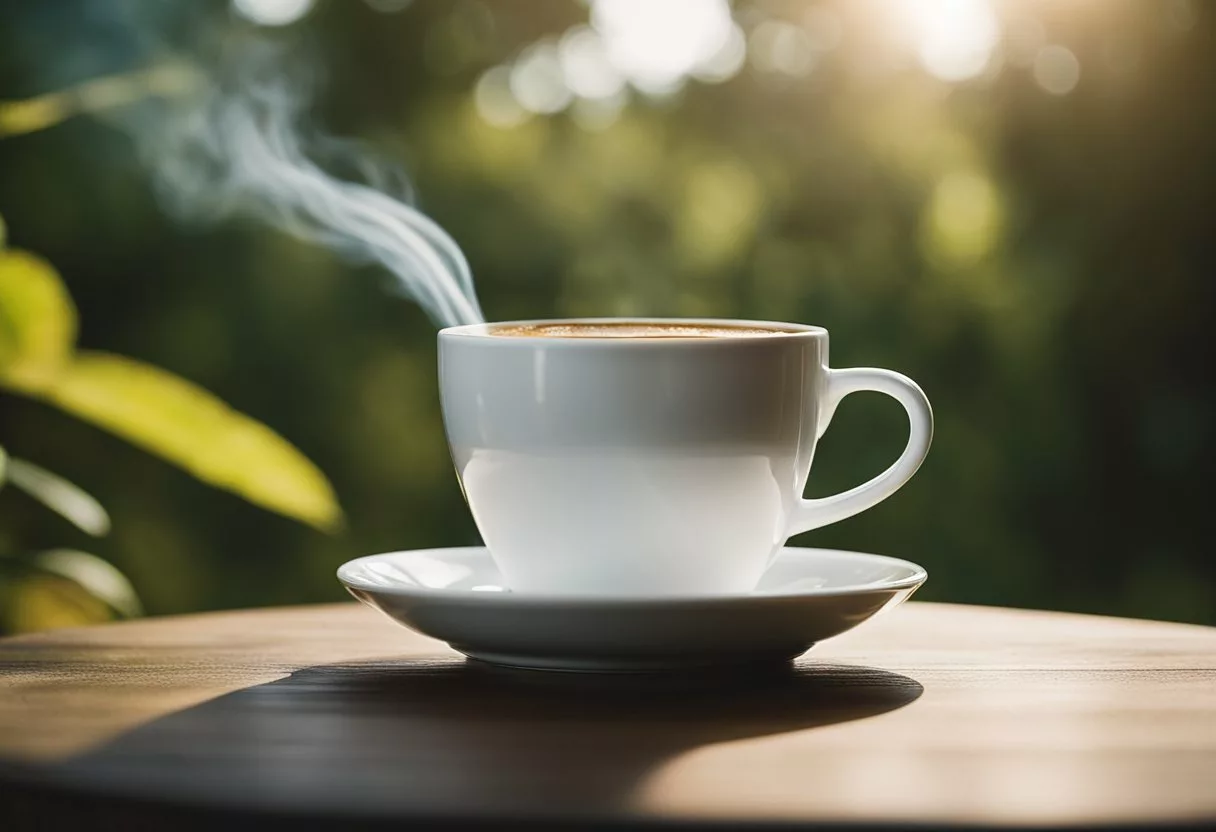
[1,602,1214,830]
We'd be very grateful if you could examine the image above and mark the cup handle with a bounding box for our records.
[789,367,933,536]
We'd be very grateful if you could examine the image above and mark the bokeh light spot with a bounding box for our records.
[232,0,315,27]
[924,170,1004,267]
[591,0,734,93]
[750,21,817,78]
[1033,45,1081,95]
[559,26,627,100]
[510,42,573,114]
[678,160,765,267]
[692,24,748,84]
[474,66,529,128]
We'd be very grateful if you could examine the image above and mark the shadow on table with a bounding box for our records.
[32,657,921,827]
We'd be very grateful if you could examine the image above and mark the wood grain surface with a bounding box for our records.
[1,601,1214,830]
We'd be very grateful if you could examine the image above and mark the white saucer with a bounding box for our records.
[337,546,926,672]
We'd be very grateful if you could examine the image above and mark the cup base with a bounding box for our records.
[458,646,810,674]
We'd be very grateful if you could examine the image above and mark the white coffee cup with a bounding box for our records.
[438,318,932,596]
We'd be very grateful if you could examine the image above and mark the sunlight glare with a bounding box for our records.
[892,0,1001,82]
[591,0,735,93]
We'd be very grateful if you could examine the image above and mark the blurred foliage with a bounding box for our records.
[0,64,197,139]
[0,217,341,631]
[0,0,1213,629]
[1,453,111,536]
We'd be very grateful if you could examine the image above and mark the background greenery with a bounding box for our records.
[0,0,1213,630]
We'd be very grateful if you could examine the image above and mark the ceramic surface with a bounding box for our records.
[339,546,927,672]
[439,318,933,596]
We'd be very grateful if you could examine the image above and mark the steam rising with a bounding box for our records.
[142,55,483,328]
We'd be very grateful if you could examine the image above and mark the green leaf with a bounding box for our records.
[0,550,140,633]
[0,239,341,531]
[2,456,111,536]
[34,549,142,618]
[47,352,342,531]
[0,248,77,392]
[3,572,115,633]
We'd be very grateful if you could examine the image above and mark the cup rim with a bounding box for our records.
[439,317,827,343]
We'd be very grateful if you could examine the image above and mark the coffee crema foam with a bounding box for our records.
[491,322,790,339]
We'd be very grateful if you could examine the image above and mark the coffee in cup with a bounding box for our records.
[490,321,790,339]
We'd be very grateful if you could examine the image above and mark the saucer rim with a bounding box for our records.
[336,546,928,606]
